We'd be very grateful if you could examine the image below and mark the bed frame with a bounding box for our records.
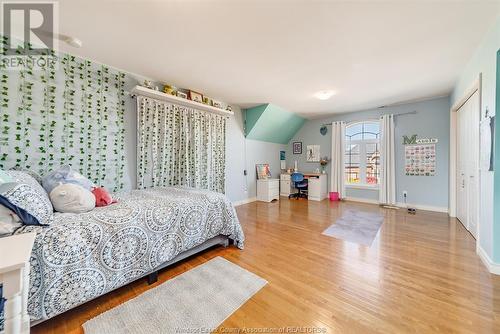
[146,235,230,284]
[30,235,231,327]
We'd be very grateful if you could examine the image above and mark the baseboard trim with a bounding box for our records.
[477,246,500,275]
[233,197,257,207]
[396,202,448,214]
[345,197,448,213]
[344,197,379,205]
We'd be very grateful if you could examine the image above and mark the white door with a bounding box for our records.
[456,90,480,239]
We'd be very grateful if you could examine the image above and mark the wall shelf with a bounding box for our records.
[130,85,234,117]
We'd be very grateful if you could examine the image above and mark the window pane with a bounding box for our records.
[366,143,379,184]
[362,122,380,140]
[345,143,360,183]
[346,123,362,137]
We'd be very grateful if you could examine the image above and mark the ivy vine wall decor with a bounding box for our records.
[0,35,127,191]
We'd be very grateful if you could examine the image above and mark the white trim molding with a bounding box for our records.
[345,197,379,205]
[345,197,448,213]
[233,197,257,207]
[396,202,448,214]
[477,246,500,275]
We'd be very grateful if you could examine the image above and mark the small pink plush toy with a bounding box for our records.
[91,187,117,207]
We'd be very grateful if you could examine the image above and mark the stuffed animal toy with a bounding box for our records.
[91,187,117,207]
[50,183,96,213]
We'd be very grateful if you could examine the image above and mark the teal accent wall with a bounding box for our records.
[244,104,305,144]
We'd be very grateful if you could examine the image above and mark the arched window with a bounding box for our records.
[345,121,380,185]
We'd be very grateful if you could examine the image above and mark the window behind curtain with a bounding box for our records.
[345,121,380,185]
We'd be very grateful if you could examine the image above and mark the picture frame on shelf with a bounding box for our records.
[177,91,188,99]
[256,164,271,180]
[212,100,223,109]
[292,141,302,154]
[188,90,203,103]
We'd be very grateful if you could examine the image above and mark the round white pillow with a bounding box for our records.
[50,183,96,213]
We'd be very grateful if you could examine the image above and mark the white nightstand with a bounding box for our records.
[257,178,280,202]
[0,232,36,334]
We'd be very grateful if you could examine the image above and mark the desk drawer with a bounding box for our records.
[280,174,291,181]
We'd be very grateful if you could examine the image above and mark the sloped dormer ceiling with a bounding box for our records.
[244,104,305,144]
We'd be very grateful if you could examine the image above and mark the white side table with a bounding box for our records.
[0,233,36,334]
[257,178,280,202]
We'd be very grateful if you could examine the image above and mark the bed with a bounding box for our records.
[12,186,244,324]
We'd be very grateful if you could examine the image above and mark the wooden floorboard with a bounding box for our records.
[31,199,500,333]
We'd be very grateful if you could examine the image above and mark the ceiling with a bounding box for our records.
[57,0,500,119]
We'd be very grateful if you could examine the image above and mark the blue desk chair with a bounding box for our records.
[289,172,308,200]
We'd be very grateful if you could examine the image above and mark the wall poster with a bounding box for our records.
[405,144,436,176]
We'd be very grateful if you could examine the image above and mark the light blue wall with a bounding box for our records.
[286,96,450,209]
[451,17,500,262]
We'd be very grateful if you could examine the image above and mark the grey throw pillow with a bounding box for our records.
[0,182,53,226]
[5,170,54,212]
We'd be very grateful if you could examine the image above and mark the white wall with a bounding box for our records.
[451,17,500,261]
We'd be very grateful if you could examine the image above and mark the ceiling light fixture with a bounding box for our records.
[314,90,336,100]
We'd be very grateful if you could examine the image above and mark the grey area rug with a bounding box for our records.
[322,209,384,246]
[83,257,267,334]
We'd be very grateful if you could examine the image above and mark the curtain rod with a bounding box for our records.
[321,110,417,126]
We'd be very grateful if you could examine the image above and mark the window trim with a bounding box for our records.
[345,120,380,187]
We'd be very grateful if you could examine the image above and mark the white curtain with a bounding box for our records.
[136,96,226,193]
[330,121,346,198]
[379,114,396,205]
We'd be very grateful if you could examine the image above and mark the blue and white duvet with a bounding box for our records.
[14,187,244,322]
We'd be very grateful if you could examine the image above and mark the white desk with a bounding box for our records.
[280,173,328,201]
[0,232,36,334]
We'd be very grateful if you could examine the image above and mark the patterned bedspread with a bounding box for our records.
[14,187,244,322]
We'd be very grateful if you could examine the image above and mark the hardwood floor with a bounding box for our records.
[32,199,500,333]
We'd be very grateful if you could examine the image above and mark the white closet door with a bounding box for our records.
[456,90,479,239]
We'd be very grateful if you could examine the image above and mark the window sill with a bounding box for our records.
[345,184,379,190]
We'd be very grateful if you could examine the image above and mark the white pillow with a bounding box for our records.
[50,183,96,213]
[0,204,21,236]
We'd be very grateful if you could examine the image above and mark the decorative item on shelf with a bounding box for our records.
[319,156,330,174]
[188,90,203,103]
[177,90,188,99]
[163,84,177,96]
[212,100,223,109]
[202,96,213,106]
[256,164,271,180]
[226,105,232,112]
[154,86,159,91]
[142,80,153,89]
[292,141,302,154]
[306,145,320,162]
